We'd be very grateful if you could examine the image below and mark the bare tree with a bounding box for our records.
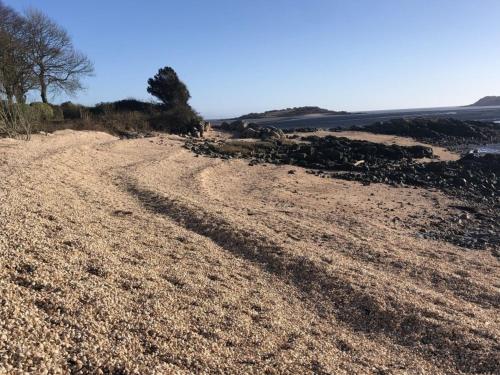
[24,9,94,103]
[0,1,34,104]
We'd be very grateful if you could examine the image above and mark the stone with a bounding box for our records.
[363,117,500,150]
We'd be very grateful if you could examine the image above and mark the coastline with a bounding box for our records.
[212,105,500,130]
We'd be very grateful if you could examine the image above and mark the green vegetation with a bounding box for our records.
[0,2,204,140]
[0,1,95,138]
[0,101,34,139]
[208,140,277,156]
[30,102,54,121]
[0,2,93,104]
[146,66,202,134]
[235,106,349,120]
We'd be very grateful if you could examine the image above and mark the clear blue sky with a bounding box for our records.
[6,0,500,118]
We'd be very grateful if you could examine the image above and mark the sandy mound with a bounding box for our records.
[0,130,498,373]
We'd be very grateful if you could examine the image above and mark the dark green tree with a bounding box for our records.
[147,67,190,110]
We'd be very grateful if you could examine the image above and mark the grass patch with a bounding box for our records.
[209,140,277,156]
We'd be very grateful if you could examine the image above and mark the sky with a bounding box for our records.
[6,0,500,118]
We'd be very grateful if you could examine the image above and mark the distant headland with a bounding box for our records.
[233,106,350,120]
[469,96,500,107]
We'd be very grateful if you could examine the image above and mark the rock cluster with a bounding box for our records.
[115,130,155,139]
[115,121,211,139]
[363,118,500,149]
[192,121,211,138]
[340,153,498,201]
[282,127,321,134]
[417,205,498,252]
[295,135,434,168]
[336,153,499,250]
[186,135,499,251]
[218,120,285,140]
[187,135,433,170]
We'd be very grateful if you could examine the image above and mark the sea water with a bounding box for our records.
[475,144,500,154]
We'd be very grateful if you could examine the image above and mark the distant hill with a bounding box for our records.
[469,96,500,107]
[233,106,349,120]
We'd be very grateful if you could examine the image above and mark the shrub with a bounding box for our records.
[60,101,86,119]
[114,99,158,113]
[0,102,35,140]
[49,105,64,121]
[90,99,162,117]
[30,102,54,121]
[99,111,150,133]
[149,105,201,134]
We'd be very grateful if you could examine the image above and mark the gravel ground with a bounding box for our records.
[0,130,498,374]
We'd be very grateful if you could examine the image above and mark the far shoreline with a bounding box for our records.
[211,105,500,130]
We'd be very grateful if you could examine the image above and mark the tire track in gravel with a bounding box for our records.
[122,178,500,374]
[54,135,499,374]
[183,160,500,312]
[2,131,498,373]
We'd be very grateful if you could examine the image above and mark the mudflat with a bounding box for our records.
[0,130,498,374]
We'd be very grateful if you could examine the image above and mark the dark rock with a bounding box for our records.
[186,135,499,252]
[219,121,286,140]
[362,117,500,150]
[282,127,321,134]
[240,128,260,139]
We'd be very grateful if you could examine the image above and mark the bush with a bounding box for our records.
[30,102,54,121]
[49,104,64,121]
[60,101,86,119]
[0,102,35,140]
[149,105,201,134]
[93,99,160,115]
[99,111,150,133]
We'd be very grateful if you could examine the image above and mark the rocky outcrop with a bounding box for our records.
[186,135,433,171]
[192,121,211,138]
[186,135,498,251]
[336,153,499,250]
[363,118,500,149]
[219,120,248,132]
[115,130,155,139]
[338,152,499,202]
[218,120,285,140]
[282,127,321,134]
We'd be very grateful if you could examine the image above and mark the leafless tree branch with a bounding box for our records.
[24,8,94,103]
